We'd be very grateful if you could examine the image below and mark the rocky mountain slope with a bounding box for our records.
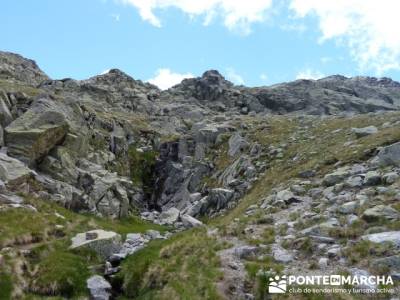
[0,50,400,299]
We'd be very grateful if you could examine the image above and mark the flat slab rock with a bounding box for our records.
[361,231,400,248]
[70,229,121,259]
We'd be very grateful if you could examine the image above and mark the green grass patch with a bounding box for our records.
[116,228,223,300]
[0,272,13,300]
[29,247,92,297]
[128,146,158,191]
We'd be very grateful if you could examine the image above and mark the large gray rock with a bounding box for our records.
[4,97,69,165]
[87,275,111,300]
[371,255,400,272]
[70,230,122,259]
[180,214,203,228]
[184,188,235,216]
[363,171,381,185]
[361,231,400,248]
[338,201,358,214]
[345,175,363,188]
[383,172,399,184]
[323,170,349,186]
[228,133,249,157]
[158,207,180,225]
[271,244,293,263]
[0,193,24,204]
[0,152,33,185]
[219,155,254,186]
[351,126,378,138]
[361,205,400,222]
[206,188,234,211]
[376,142,400,167]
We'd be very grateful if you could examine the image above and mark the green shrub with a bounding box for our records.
[128,146,158,193]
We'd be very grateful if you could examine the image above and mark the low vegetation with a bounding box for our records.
[115,228,223,299]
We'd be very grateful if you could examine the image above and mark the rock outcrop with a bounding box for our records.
[5,97,69,165]
[0,51,49,86]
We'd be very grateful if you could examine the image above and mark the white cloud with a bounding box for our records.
[148,68,194,90]
[120,0,273,34]
[290,0,400,74]
[296,68,325,80]
[226,67,245,85]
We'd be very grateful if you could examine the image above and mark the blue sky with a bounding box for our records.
[2,0,400,89]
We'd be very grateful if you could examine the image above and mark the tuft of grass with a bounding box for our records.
[293,237,314,256]
[115,228,222,300]
[261,227,276,244]
[29,247,92,298]
[343,240,395,265]
[328,220,367,240]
